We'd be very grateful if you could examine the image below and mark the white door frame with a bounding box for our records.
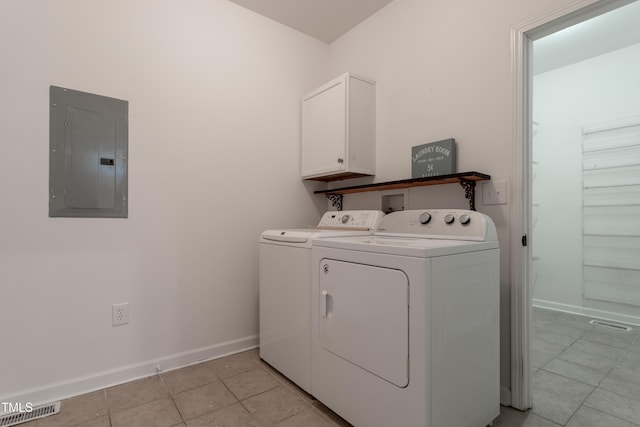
[509,0,636,410]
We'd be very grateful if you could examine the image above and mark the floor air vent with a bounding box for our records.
[589,319,633,332]
[0,401,60,427]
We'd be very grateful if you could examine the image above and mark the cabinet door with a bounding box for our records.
[301,77,347,178]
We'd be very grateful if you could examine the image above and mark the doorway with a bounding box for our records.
[527,3,640,424]
[510,0,640,412]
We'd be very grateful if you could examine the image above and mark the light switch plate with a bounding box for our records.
[482,180,508,205]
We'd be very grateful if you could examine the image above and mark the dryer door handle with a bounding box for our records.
[321,290,331,318]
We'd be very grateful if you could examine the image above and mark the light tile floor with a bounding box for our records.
[17,308,640,426]
[527,307,640,427]
[21,349,350,427]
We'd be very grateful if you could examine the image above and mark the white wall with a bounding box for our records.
[0,0,329,404]
[2,0,625,408]
[322,0,592,402]
[532,42,640,320]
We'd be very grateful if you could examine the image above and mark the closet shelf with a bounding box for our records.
[584,182,640,190]
[314,171,491,211]
[584,260,640,271]
[584,232,640,238]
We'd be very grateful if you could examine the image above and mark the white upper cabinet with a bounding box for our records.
[301,73,375,181]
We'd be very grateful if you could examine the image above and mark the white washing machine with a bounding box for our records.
[259,210,384,393]
[311,209,500,427]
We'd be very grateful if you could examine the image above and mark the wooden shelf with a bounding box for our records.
[314,171,491,210]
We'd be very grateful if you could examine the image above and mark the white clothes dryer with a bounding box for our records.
[311,209,500,427]
[259,210,384,393]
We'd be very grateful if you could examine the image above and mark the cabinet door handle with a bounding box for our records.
[337,158,344,164]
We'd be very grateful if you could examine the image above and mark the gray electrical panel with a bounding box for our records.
[49,86,128,218]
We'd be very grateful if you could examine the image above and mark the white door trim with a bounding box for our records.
[509,0,635,410]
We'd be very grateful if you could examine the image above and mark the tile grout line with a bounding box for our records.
[532,313,597,425]
[103,387,114,427]
[156,370,189,426]
[535,309,640,426]
[254,359,348,426]
[166,364,261,425]
[589,332,640,409]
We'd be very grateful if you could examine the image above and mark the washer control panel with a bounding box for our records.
[318,210,385,230]
[376,209,497,241]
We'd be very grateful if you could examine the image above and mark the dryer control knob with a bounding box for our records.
[444,214,455,224]
[341,214,351,224]
[419,212,432,225]
[459,214,471,225]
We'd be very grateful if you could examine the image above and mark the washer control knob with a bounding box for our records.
[444,214,455,224]
[341,214,351,224]
[459,214,471,225]
[419,212,432,225]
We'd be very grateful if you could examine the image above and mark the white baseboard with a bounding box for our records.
[1,334,258,408]
[533,299,640,327]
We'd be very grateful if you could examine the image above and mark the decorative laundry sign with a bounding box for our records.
[411,138,457,178]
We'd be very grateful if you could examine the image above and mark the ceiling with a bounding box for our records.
[228,0,640,73]
[533,0,640,74]
[228,0,395,43]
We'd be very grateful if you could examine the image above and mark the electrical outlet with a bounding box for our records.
[482,180,508,205]
[112,303,129,326]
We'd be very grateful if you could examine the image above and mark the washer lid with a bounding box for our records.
[261,229,314,243]
[260,228,377,244]
[260,210,385,244]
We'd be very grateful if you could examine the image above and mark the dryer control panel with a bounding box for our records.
[376,209,497,241]
[318,210,385,230]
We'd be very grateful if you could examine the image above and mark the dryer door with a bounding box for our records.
[318,259,409,387]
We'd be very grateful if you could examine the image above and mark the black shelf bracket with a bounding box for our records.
[325,193,343,211]
[459,178,477,211]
